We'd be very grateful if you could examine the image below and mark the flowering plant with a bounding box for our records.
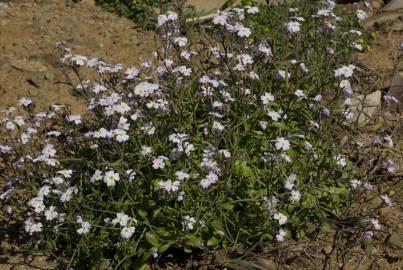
[0,1,395,268]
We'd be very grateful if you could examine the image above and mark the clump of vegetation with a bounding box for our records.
[95,0,172,29]
[0,1,395,268]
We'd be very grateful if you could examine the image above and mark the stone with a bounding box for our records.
[9,59,48,73]
[322,244,333,255]
[360,9,403,28]
[379,207,403,224]
[387,231,403,249]
[0,265,12,270]
[185,0,228,13]
[0,2,9,9]
[382,0,403,11]
[371,0,385,9]
[347,91,382,127]
[253,257,277,270]
[387,70,403,112]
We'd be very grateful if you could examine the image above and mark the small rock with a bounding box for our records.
[371,0,385,9]
[0,2,9,9]
[9,59,48,73]
[387,231,403,249]
[347,91,382,127]
[185,0,227,13]
[322,244,333,255]
[361,9,403,28]
[0,264,12,270]
[379,207,403,224]
[254,257,277,270]
[387,70,403,112]
[382,0,403,11]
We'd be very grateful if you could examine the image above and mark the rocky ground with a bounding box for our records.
[0,0,402,269]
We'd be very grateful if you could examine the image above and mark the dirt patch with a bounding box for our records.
[0,0,155,114]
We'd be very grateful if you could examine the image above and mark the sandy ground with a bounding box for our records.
[0,0,154,114]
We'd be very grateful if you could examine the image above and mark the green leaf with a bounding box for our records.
[146,233,159,247]
[234,160,254,178]
[185,235,203,247]
[207,237,220,247]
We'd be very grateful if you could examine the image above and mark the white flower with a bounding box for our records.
[21,133,30,144]
[174,37,188,47]
[153,156,168,170]
[141,146,153,156]
[212,121,225,132]
[175,171,190,181]
[24,218,43,235]
[335,155,347,167]
[277,70,290,80]
[294,89,307,99]
[213,12,228,26]
[103,170,120,187]
[276,229,287,242]
[267,110,282,121]
[113,102,131,114]
[114,129,129,142]
[290,190,301,202]
[134,82,159,97]
[38,186,51,197]
[274,212,288,225]
[57,169,73,178]
[275,137,290,151]
[370,218,382,230]
[77,221,91,235]
[52,177,64,185]
[236,25,251,38]
[199,178,212,189]
[258,42,273,57]
[125,67,140,79]
[42,144,56,157]
[27,197,45,213]
[334,65,356,78]
[260,92,275,105]
[381,195,393,207]
[121,226,136,240]
[182,215,196,230]
[206,171,218,184]
[90,170,103,183]
[350,179,362,189]
[66,115,82,124]
[285,21,301,33]
[60,187,78,202]
[5,121,16,130]
[112,212,130,227]
[356,10,368,21]
[219,149,231,159]
[284,173,296,190]
[18,98,33,107]
[45,206,59,221]
[71,55,87,66]
[159,179,180,193]
[247,7,259,14]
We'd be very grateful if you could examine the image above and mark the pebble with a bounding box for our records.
[9,59,48,73]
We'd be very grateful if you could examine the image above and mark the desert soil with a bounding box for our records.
[0,0,402,269]
[0,0,154,114]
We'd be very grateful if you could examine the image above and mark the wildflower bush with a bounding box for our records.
[0,1,394,268]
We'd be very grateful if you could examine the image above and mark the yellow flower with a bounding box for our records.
[358,38,364,44]
[371,32,376,39]
[248,37,254,44]
[367,46,372,52]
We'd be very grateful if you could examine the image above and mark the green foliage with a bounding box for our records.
[95,0,172,28]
